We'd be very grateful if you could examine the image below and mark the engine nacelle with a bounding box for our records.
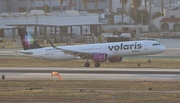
[93,53,108,62]
[108,57,122,62]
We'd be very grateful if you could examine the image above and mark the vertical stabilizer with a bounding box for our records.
[18,28,42,50]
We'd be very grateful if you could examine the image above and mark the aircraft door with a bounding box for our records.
[144,41,148,50]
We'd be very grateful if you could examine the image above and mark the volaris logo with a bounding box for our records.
[22,34,34,48]
[108,42,142,51]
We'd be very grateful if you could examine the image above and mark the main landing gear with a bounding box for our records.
[147,55,151,63]
[95,62,100,67]
[84,60,100,67]
[84,62,90,67]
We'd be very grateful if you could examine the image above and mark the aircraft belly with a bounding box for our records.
[44,52,77,61]
[32,54,42,58]
[141,48,158,55]
[57,54,77,61]
[112,50,141,56]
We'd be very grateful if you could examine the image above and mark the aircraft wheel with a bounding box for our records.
[147,60,151,63]
[84,62,90,67]
[95,62,100,67]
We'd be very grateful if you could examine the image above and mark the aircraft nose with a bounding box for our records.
[160,45,166,52]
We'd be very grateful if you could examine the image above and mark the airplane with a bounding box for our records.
[17,28,166,67]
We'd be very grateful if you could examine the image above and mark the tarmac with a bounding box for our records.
[1,67,180,81]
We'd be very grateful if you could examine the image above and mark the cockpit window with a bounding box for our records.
[153,43,160,46]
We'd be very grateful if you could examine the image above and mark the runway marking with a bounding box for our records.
[21,73,51,76]
[14,73,180,81]
[95,90,180,93]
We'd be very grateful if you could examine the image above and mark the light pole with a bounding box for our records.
[141,14,143,25]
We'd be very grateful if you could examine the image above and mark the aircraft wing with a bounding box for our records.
[18,51,33,54]
[49,40,94,59]
[60,48,93,59]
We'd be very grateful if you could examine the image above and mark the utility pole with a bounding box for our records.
[109,0,112,13]
[149,0,151,25]
[169,0,171,7]
[161,0,164,15]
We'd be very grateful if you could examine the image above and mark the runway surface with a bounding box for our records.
[1,67,180,81]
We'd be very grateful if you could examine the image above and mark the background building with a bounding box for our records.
[0,0,109,13]
[150,5,180,32]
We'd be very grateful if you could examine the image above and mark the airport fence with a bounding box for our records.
[142,32,180,39]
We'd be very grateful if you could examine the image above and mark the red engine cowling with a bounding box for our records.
[93,53,108,62]
[108,57,122,62]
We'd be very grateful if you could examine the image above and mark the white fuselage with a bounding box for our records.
[17,40,166,61]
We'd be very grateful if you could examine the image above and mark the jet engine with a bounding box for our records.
[93,53,108,62]
[108,57,122,62]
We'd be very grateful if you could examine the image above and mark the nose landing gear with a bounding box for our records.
[147,55,151,63]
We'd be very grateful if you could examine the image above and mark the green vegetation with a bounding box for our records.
[0,57,180,68]
[0,80,180,103]
[148,87,153,91]
[25,87,42,90]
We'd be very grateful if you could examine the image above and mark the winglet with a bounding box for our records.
[49,39,63,50]
[49,39,56,47]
